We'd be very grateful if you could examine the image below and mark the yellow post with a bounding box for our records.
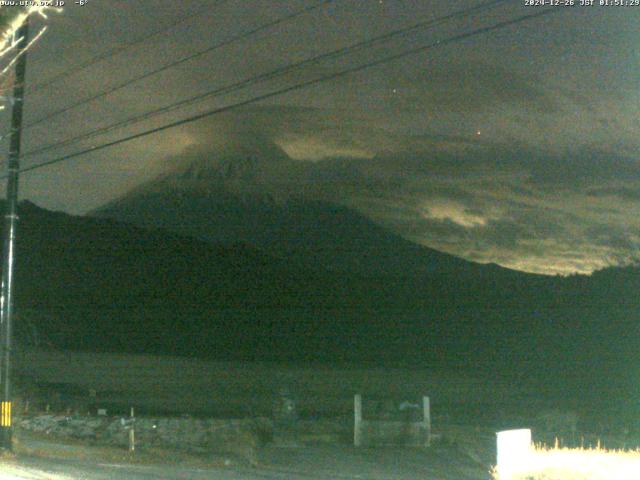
[1,401,11,427]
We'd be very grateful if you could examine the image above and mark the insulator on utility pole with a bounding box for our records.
[0,18,30,451]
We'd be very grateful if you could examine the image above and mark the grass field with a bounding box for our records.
[11,348,536,420]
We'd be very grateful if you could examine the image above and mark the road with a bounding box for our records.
[0,457,326,480]
[0,446,492,480]
[4,432,493,479]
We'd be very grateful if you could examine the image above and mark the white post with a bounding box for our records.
[354,394,362,447]
[423,396,431,447]
[129,407,135,453]
[496,429,532,480]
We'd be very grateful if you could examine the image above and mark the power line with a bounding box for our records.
[21,0,508,161]
[28,4,217,94]
[17,0,334,133]
[9,8,562,178]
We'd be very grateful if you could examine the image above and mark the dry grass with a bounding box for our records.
[493,444,640,480]
[14,348,523,419]
[12,429,246,468]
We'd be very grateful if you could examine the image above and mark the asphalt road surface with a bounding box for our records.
[0,457,327,480]
[0,448,491,480]
[3,433,493,479]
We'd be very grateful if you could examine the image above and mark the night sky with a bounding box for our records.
[1,0,639,275]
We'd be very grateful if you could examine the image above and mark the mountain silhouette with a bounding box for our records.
[96,140,508,278]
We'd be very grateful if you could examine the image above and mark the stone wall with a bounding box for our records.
[16,414,273,464]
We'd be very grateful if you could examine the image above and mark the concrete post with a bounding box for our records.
[422,395,431,447]
[129,407,135,453]
[354,394,362,447]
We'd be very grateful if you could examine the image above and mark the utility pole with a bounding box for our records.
[0,18,29,451]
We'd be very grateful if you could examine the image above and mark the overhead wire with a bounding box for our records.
[20,0,509,160]
[14,0,334,134]
[7,7,563,179]
[28,3,218,94]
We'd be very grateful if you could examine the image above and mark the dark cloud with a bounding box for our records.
[392,61,561,115]
[586,186,640,202]
[521,149,640,187]
[583,224,639,250]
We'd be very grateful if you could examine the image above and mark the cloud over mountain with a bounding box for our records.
[89,104,640,275]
